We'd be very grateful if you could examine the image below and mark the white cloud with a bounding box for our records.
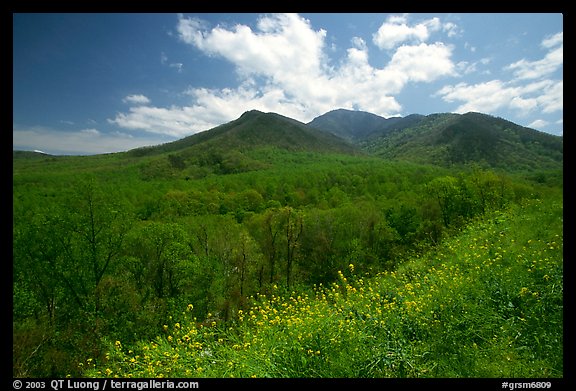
[436,80,513,113]
[110,105,207,137]
[386,42,455,82]
[123,94,151,105]
[351,36,367,50]
[169,63,183,72]
[456,61,476,75]
[527,119,548,129]
[435,78,562,116]
[506,45,562,80]
[537,80,563,114]
[80,128,100,135]
[161,52,184,72]
[456,57,493,76]
[176,15,211,48]
[464,42,476,52]
[178,13,326,79]
[13,125,171,155]
[443,22,459,38]
[372,15,453,50]
[541,32,563,49]
[110,13,458,137]
[506,31,562,80]
[437,30,562,119]
[110,83,313,138]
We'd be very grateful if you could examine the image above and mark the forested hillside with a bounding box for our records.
[359,112,563,171]
[12,110,563,378]
[307,109,563,171]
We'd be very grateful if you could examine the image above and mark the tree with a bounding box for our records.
[386,204,420,244]
[125,221,190,300]
[284,207,303,289]
[168,154,186,170]
[468,168,511,212]
[426,176,460,227]
[248,208,284,285]
[62,180,132,316]
[12,179,134,377]
[13,211,65,325]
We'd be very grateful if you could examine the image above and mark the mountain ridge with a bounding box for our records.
[306,109,562,171]
[123,109,360,159]
[14,108,562,173]
[307,108,396,141]
[357,111,562,170]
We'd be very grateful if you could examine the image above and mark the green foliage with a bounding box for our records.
[13,137,562,378]
[361,112,562,171]
[85,197,562,378]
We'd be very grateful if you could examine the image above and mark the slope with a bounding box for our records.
[129,110,358,157]
[360,112,563,171]
[307,108,392,141]
[85,195,563,378]
[307,108,429,141]
[124,110,361,177]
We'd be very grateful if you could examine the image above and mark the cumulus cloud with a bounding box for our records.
[177,13,326,79]
[456,57,491,75]
[110,13,457,137]
[436,30,562,120]
[372,15,451,50]
[435,78,561,116]
[386,42,455,82]
[506,46,562,80]
[123,94,151,105]
[110,105,207,137]
[506,31,562,80]
[541,32,563,49]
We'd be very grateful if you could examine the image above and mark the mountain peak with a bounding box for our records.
[126,109,359,160]
[308,109,387,141]
[308,109,420,141]
[239,109,265,119]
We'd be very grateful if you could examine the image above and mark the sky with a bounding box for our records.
[13,13,563,155]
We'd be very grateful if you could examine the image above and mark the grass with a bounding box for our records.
[83,196,563,378]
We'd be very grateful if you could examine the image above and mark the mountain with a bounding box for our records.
[14,109,562,174]
[307,108,427,142]
[129,110,358,156]
[360,112,563,171]
[307,109,392,141]
[127,110,361,176]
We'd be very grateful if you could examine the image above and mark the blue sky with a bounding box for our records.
[13,13,563,155]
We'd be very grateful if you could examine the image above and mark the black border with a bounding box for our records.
[8,4,570,389]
